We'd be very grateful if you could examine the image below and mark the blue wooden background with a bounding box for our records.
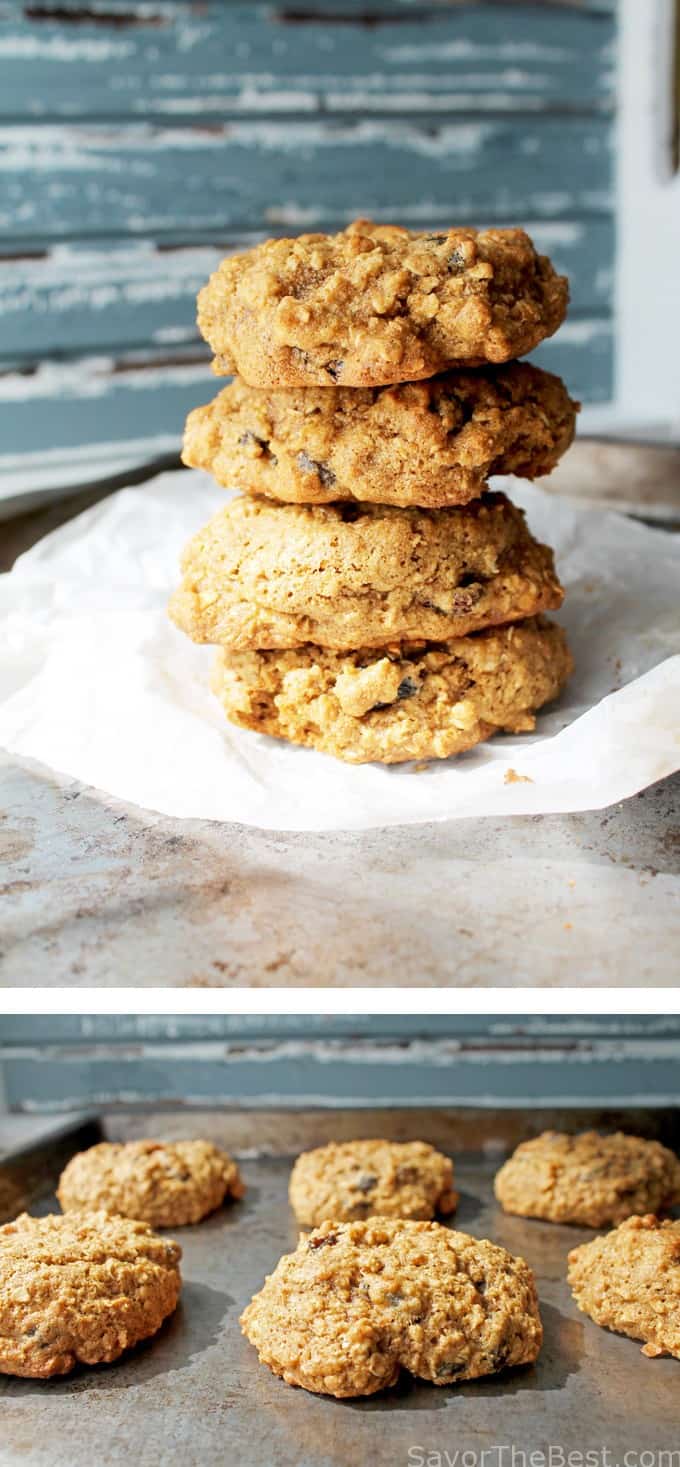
[0,0,616,493]
[2,1014,679,1112]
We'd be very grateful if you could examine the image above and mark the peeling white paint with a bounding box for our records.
[152,324,199,343]
[5,1038,678,1067]
[373,66,553,90]
[147,86,319,114]
[0,434,178,471]
[554,318,612,344]
[261,196,598,227]
[522,221,585,246]
[382,41,575,64]
[1,276,205,317]
[0,118,509,164]
[0,35,134,63]
[17,1091,680,1114]
[323,91,550,115]
[0,356,210,401]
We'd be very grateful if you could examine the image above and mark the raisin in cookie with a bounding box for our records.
[198,220,568,388]
[240,1217,542,1397]
[494,1131,680,1228]
[58,1140,244,1227]
[289,1140,458,1227]
[182,364,578,509]
[212,616,572,764]
[0,1211,181,1378]
[169,493,563,653]
[568,1214,680,1359]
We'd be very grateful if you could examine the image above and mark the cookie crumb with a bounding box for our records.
[504,768,534,784]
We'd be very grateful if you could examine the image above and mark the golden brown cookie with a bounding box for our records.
[568,1214,680,1359]
[212,616,572,764]
[182,364,578,509]
[169,493,563,653]
[0,1211,181,1378]
[240,1217,542,1397]
[289,1140,458,1226]
[198,220,568,387]
[57,1140,244,1227]
[494,1131,680,1227]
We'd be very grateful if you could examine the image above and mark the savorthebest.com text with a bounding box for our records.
[407,1447,680,1467]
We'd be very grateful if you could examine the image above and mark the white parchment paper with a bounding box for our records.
[1,469,679,831]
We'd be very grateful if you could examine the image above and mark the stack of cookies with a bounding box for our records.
[170,219,576,764]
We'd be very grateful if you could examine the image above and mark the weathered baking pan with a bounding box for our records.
[0,1110,677,1467]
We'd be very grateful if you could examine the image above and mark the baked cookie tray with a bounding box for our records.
[1,1107,678,1467]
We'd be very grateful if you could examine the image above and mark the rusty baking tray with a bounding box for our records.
[0,1112,678,1467]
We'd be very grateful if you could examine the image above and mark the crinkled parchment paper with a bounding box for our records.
[1,470,678,831]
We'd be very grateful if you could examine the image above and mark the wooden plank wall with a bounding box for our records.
[2,1015,679,1112]
[0,0,617,494]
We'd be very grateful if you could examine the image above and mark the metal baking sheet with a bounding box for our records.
[1,1122,678,1467]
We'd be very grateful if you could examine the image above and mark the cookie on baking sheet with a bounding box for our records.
[57,1140,244,1227]
[568,1214,680,1359]
[182,364,578,509]
[494,1131,680,1227]
[0,1211,181,1378]
[211,616,573,765]
[289,1140,458,1227]
[197,220,569,388]
[169,492,564,653]
[240,1217,542,1397]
